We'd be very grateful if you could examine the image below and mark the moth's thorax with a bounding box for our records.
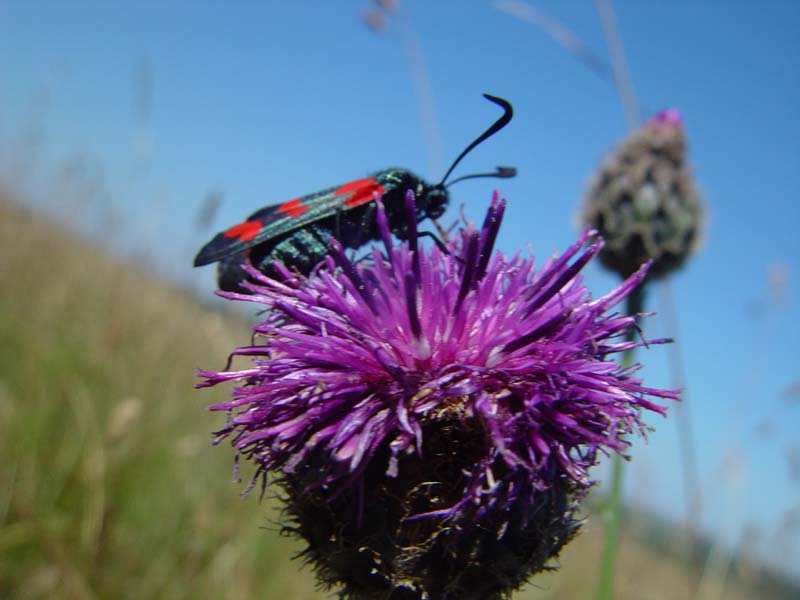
[377,169,450,226]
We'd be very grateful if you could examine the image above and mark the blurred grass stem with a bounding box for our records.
[594,2,640,596]
[597,284,644,600]
[396,5,443,177]
[495,0,614,83]
[594,0,640,129]
[660,280,703,532]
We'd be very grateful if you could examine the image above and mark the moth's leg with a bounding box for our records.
[431,217,450,244]
[417,230,450,255]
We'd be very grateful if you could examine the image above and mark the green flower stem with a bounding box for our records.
[597,283,646,600]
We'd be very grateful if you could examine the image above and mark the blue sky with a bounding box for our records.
[2,0,798,577]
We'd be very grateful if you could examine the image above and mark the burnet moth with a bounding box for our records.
[194,94,515,293]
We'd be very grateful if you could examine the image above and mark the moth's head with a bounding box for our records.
[422,184,449,220]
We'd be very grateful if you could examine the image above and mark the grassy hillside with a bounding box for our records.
[0,199,318,600]
[0,197,794,599]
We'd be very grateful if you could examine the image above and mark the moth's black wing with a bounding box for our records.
[193,176,388,266]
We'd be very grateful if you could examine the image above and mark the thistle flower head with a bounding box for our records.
[582,108,704,280]
[198,191,677,599]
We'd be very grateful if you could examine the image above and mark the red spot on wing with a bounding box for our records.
[335,177,376,195]
[335,177,386,209]
[278,198,308,219]
[344,184,385,208]
[224,220,261,242]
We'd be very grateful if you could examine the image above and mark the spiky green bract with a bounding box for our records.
[198,191,677,599]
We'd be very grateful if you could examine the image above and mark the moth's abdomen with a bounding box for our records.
[217,223,333,293]
[257,224,333,276]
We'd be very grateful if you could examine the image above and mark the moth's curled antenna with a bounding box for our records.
[439,94,515,186]
[446,166,517,188]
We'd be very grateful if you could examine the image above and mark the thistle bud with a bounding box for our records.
[582,109,704,279]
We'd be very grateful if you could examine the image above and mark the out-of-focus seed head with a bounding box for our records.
[582,109,704,280]
[198,191,678,599]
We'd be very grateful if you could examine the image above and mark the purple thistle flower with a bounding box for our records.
[198,191,678,600]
